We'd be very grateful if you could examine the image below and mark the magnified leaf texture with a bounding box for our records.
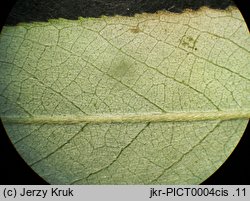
[0,7,250,184]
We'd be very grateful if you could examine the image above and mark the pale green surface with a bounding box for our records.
[0,7,250,184]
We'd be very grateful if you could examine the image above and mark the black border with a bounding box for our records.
[0,0,249,185]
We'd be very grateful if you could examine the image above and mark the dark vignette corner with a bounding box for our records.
[0,120,48,184]
[202,121,250,185]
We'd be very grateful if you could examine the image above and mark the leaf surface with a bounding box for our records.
[0,7,250,184]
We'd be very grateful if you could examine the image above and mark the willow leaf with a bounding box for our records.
[0,7,250,184]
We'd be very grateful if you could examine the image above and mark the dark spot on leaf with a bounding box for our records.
[129,25,141,33]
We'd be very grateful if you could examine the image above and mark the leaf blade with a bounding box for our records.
[0,7,249,184]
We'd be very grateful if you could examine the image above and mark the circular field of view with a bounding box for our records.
[0,0,249,184]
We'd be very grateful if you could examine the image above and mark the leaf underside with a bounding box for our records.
[0,7,249,184]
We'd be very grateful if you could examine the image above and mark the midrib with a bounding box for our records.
[1,111,250,124]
